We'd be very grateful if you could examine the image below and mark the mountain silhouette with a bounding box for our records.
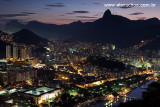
[140,36,160,51]
[13,29,48,46]
[5,20,24,34]
[4,9,160,48]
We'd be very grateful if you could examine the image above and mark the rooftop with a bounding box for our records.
[25,87,54,96]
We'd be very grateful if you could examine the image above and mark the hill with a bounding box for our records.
[4,9,160,48]
[13,29,48,46]
[84,56,126,71]
[140,36,160,51]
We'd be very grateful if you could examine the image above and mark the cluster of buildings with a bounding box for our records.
[0,58,62,106]
[0,39,160,106]
[46,41,116,64]
[6,45,30,61]
[0,69,37,85]
[42,40,160,89]
[0,32,13,43]
[0,33,64,106]
[22,87,61,105]
[53,63,136,89]
[0,59,37,85]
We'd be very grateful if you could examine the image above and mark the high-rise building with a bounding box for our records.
[0,71,8,85]
[0,59,7,70]
[6,45,11,59]
[13,47,18,60]
[26,48,32,59]
[6,69,37,84]
[20,48,26,61]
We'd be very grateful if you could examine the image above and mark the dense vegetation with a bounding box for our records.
[84,56,126,71]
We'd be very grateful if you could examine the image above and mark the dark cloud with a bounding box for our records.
[66,11,89,15]
[82,3,101,5]
[2,18,30,22]
[0,14,28,17]
[136,17,146,20]
[21,12,36,15]
[93,3,101,5]
[45,3,65,7]
[0,12,36,18]
[129,12,144,15]
[76,16,96,18]
[73,11,89,14]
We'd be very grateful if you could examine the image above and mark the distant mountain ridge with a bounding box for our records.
[4,9,160,48]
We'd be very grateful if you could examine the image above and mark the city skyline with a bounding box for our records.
[0,0,160,25]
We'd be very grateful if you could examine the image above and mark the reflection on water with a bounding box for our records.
[89,80,155,107]
[128,80,155,99]
[127,88,145,99]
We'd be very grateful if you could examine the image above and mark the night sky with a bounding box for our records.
[0,0,160,25]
